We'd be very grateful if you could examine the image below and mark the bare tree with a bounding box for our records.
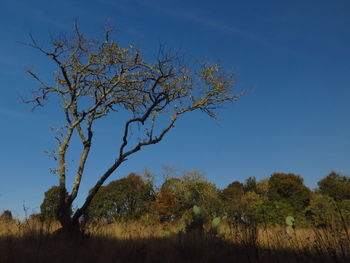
[24,25,243,235]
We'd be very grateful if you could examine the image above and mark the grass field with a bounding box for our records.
[0,218,349,263]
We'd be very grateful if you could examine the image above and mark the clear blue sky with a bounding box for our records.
[1,0,349,218]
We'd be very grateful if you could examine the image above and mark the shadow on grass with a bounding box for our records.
[0,233,348,263]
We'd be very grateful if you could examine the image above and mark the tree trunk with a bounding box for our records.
[56,203,82,238]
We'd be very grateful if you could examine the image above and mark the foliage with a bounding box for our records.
[156,189,177,222]
[304,193,338,227]
[157,171,222,221]
[268,173,311,213]
[37,169,350,228]
[223,189,262,225]
[85,173,155,223]
[244,177,257,193]
[185,205,206,234]
[338,200,350,225]
[222,181,244,202]
[317,172,350,201]
[40,186,71,221]
[256,178,269,197]
[156,178,179,222]
[261,200,295,225]
[222,177,296,226]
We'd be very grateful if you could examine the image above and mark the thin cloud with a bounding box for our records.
[96,0,274,48]
[0,107,35,120]
[139,1,273,47]
[183,13,272,47]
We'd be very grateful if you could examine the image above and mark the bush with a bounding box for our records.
[0,210,13,221]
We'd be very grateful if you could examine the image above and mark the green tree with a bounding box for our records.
[268,173,311,214]
[222,189,284,226]
[222,181,244,202]
[221,181,245,223]
[317,172,350,201]
[158,171,222,220]
[263,200,294,225]
[40,186,71,221]
[256,178,269,197]
[305,193,338,227]
[85,173,155,223]
[241,193,272,225]
[338,200,350,224]
[244,177,257,193]
[24,25,242,234]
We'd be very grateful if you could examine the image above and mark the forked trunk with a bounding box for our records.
[59,219,81,237]
[56,203,82,238]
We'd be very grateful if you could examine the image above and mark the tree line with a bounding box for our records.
[37,170,350,228]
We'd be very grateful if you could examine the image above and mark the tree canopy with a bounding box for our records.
[157,171,222,221]
[317,172,350,201]
[85,173,155,223]
[267,173,311,213]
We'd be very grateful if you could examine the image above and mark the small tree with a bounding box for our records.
[222,181,244,202]
[244,177,257,193]
[221,181,245,224]
[24,25,242,234]
[0,210,13,221]
[40,186,71,221]
[156,185,177,222]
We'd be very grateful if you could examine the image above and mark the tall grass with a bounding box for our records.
[0,218,349,263]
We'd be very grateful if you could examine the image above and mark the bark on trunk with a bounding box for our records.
[56,204,82,238]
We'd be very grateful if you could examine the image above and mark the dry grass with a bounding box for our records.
[0,219,349,263]
[87,220,185,239]
[0,218,60,237]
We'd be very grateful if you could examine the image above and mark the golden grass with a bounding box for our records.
[0,218,60,237]
[0,219,349,262]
